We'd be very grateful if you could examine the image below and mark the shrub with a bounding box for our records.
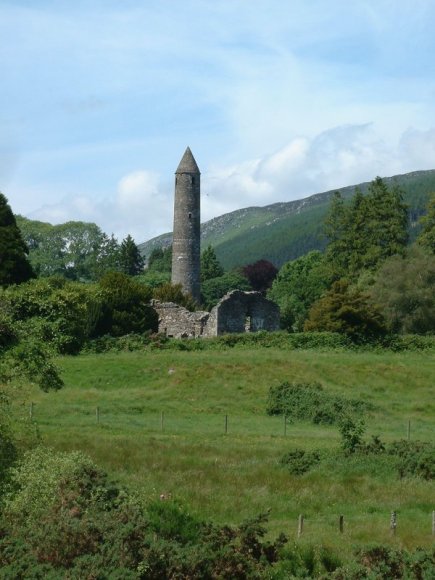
[98,272,157,337]
[338,416,366,454]
[152,282,197,311]
[146,499,203,545]
[387,440,435,480]
[267,381,373,425]
[304,279,387,343]
[280,449,322,475]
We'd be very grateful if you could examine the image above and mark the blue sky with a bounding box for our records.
[1,0,435,243]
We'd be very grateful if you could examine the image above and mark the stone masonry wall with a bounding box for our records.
[153,291,279,338]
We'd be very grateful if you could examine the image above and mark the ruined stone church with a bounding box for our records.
[153,148,280,338]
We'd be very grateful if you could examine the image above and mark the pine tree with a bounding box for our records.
[119,235,144,276]
[324,191,350,279]
[200,245,224,282]
[416,193,435,253]
[0,193,35,286]
[324,178,408,279]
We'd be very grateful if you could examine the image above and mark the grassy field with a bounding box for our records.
[14,347,435,558]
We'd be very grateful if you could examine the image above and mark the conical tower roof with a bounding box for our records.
[175,147,200,174]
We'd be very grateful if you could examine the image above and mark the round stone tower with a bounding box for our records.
[171,147,201,303]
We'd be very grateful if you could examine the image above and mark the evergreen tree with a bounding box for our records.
[416,193,435,253]
[119,235,144,276]
[324,191,349,279]
[148,246,172,273]
[304,279,386,343]
[0,193,35,286]
[324,178,408,279]
[200,245,224,282]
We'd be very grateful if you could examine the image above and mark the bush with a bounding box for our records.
[387,440,435,480]
[97,272,157,337]
[152,282,197,311]
[280,449,322,475]
[338,416,366,454]
[267,381,373,425]
[146,499,203,544]
[304,279,388,343]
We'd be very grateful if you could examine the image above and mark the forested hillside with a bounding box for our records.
[139,169,435,269]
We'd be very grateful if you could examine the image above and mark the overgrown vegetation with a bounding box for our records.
[266,381,374,425]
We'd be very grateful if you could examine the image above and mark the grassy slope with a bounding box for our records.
[139,169,435,269]
[16,347,435,556]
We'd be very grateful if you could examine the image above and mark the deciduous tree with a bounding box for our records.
[242,259,278,293]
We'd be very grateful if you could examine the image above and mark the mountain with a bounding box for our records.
[140,169,435,270]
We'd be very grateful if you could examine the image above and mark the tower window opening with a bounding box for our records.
[188,212,192,220]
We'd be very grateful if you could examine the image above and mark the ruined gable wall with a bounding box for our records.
[152,291,280,338]
[152,301,209,338]
[212,291,280,335]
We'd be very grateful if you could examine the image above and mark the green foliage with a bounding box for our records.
[338,416,366,454]
[98,272,157,336]
[1,447,288,577]
[119,234,144,276]
[16,217,122,281]
[0,310,17,351]
[387,440,435,480]
[280,449,322,475]
[266,381,372,425]
[268,250,332,330]
[146,499,202,544]
[325,178,409,279]
[147,245,172,272]
[416,192,435,253]
[273,543,342,578]
[304,279,387,343]
[370,246,435,334]
[0,194,35,287]
[1,277,104,354]
[2,447,147,571]
[152,282,197,310]
[200,244,224,282]
[345,544,435,580]
[0,394,18,491]
[1,339,63,392]
[201,270,251,310]
[136,269,171,288]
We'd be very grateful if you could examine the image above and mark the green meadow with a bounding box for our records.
[16,347,435,558]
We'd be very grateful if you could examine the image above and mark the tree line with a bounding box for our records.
[268,179,435,340]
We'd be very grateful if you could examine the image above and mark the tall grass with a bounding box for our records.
[10,347,435,556]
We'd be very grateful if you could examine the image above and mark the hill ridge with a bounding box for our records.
[139,169,435,269]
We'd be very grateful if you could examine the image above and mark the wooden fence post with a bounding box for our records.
[390,511,397,536]
[297,514,304,538]
[339,514,344,533]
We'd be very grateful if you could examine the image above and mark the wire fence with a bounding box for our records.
[27,402,433,442]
